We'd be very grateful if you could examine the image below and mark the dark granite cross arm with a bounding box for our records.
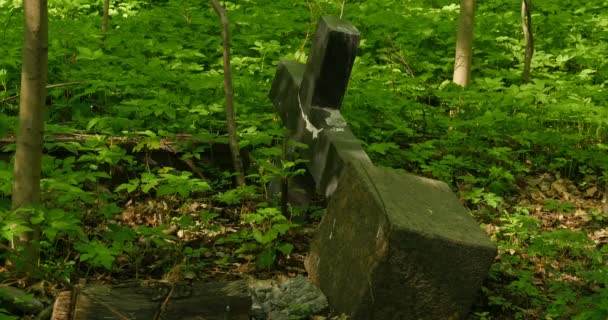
[270,16,371,198]
[299,16,361,110]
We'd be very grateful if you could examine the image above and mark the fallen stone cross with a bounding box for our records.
[270,16,497,319]
[270,16,370,199]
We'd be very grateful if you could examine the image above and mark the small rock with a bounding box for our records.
[249,275,329,320]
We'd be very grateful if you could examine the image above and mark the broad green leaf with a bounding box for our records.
[276,243,294,255]
[256,248,276,268]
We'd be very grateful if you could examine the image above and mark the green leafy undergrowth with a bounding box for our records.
[485,213,607,319]
[0,130,309,289]
[2,0,608,318]
[471,173,608,319]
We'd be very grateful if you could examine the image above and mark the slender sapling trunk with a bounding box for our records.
[102,0,110,47]
[11,0,49,277]
[210,0,246,186]
[521,0,534,83]
[453,0,475,87]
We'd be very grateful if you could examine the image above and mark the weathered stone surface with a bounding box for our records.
[305,160,497,319]
[300,16,360,109]
[270,15,496,319]
[163,281,251,319]
[270,60,307,134]
[269,17,366,198]
[308,107,371,197]
[65,280,250,320]
[53,278,331,320]
[249,275,328,320]
[270,64,370,197]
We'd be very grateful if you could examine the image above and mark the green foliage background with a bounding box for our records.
[1,0,607,318]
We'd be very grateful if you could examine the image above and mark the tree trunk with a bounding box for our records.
[521,0,534,83]
[11,0,49,276]
[210,0,245,186]
[102,0,110,47]
[453,0,475,87]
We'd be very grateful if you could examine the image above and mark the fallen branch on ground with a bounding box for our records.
[0,81,86,104]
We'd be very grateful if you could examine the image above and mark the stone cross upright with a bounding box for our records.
[270,16,371,198]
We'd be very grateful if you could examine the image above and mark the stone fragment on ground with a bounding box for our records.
[249,275,329,320]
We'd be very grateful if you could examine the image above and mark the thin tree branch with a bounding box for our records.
[296,1,314,64]
[210,0,246,186]
[102,0,110,47]
[1,132,211,180]
[0,81,85,104]
[386,37,415,77]
[47,81,85,90]
[521,0,534,83]
[338,0,346,19]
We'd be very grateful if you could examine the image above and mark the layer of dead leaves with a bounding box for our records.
[498,172,607,243]
[478,172,607,318]
[96,196,311,282]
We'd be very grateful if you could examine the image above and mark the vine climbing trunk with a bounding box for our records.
[102,0,109,47]
[453,0,475,87]
[11,0,48,277]
[210,0,245,186]
[521,0,534,83]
